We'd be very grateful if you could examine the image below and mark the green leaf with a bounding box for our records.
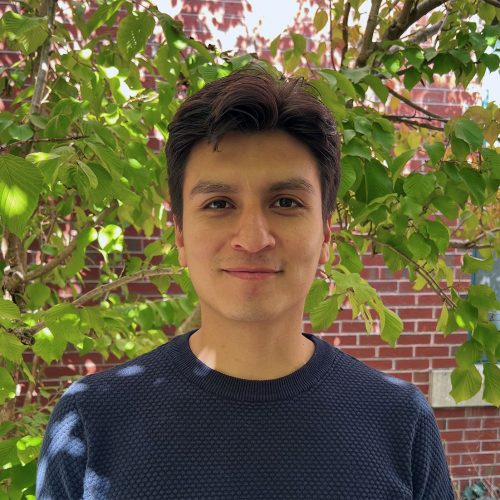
[337,242,363,273]
[150,275,171,294]
[0,299,20,320]
[9,124,33,141]
[0,367,16,404]
[1,12,48,55]
[431,196,458,220]
[0,437,18,468]
[454,300,478,331]
[455,339,483,366]
[0,155,43,237]
[424,219,449,253]
[0,333,26,363]
[473,322,500,354]
[337,157,357,198]
[454,118,484,150]
[379,306,403,347]
[32,328,67,364]
[83,0,124,37]
[25,283,51,309]
[468,285,500,311]
[424,142,445,166]
[304,279,329,313]
[407,233,431,259]
[310,295,339,331]
[483,362,500,407]
[390,149,416,180]
[363,75,388,103]
[462,254,494,273]
[117,12,155,59]
[43,303,83,345]
[44,114,71,138]
[357,161,392,203]
[290,32,306,55]
[450,365,482,403]
[332,70,358,99]
[403,172,436,204]
[343,137,371,159]
[16,435,42,466]
[403,67,421,90]
[313,9,328,31]
[270,35,280,57]
[457,167,486,205]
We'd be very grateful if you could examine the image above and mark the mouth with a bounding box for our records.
[222,269,281,280]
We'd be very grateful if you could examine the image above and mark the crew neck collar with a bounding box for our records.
[168,329,338,402]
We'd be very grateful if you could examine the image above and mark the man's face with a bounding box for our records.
[174,130,331,326]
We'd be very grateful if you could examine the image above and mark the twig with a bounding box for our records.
[341,2,351,67]
[450,228,500,248]
[482,0,500,8]
[356,0,383,67]
[329,0,336,69]
[0,135,88,153]
[384,113,447,122]
[386,85,445,120]
[10,267,183,344]
[361,234,456,308]
[25,201,119,282]
[30,0,56,115]
[383,115,445,130]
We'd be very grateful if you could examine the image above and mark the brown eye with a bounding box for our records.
[204,200,232,210]
[273,198,302,208]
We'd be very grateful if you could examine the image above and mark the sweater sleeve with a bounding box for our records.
[36,389,87,500]
[411,393,455,500]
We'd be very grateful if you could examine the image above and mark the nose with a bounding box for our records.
[230,207,276,253]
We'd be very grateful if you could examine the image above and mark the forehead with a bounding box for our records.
[183,130,321,194]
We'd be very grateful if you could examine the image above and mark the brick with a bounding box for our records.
[372,281,398,292]
[446,454,461,466]
[398,334,432,345]
[434,332,468,345]
[392,372,413,383]
[440,430,464,441]
[446,441,481,454]
[461,453,495,465]
[482,418,500,429]
[479,464,500,477]
[397,308,434,319]
[481,441,500,452]
[365,359,393,371]
[417,294,444,306]
[414,346,450,357]
[395,359,429,370]
[378,346,414,358]
[450,465,481,477]
[463,430,497,440]
[431,358,456,369]
[415,321,440,332]
[413,371,429,384]
[341,347,376,359]
[448,418,482,430]
[380,295,417,306]
[435,408,467,418]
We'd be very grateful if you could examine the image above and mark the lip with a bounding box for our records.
[223,269,281,280]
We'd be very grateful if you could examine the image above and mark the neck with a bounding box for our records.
[188,314,315,380]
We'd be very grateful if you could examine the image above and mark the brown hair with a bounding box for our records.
[166,64,340,231]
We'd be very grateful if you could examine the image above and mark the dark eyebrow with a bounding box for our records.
[189,177,315,199]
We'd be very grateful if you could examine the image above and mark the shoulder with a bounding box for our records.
[60,339,174,405]
[330,346,429,415]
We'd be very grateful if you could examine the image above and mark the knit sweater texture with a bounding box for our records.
[36,329,454,499]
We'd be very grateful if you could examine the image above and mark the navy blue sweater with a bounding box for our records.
[37,330,454,499]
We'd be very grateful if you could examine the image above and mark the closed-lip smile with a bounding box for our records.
[222,268,281,280]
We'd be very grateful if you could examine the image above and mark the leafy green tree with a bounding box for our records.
[0,0,498,495]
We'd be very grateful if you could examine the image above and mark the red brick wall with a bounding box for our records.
[2,0,498,494]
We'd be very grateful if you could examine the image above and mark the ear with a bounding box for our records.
[318,215,332,266]
[173,216,187,268]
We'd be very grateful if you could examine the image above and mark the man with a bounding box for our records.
[37,66,454,499]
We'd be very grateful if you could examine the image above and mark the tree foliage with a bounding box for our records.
[0,0,499,495]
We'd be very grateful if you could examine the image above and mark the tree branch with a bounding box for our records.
[341,1,351,67]
[25,201,119,282]
[329,0,336,69]
[383,114,445,130]
[449,228,500,249]
[386,85,445,120]
[482,0,500,8]
[0,135,88,153]
[366,236,456,308]
[11,267,184,344]
[30,0,57,115]
[356,0,383,67]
